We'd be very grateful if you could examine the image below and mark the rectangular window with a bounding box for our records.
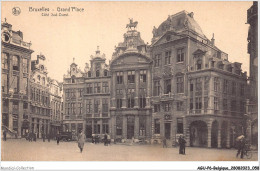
[223,79,228,94]
[86,83,93,94]
[116,116,123,135]
[94,99,100,113]
[190,83,193,92]
[2,53,9,70]
[204,97,208,110]
[1,74,8,93]
[232,81,236,95]
[86,99,92,113]
[154,119,160,134]
[196,78,202,92]
[12,56,19,71]
[165,51,171,65]
[116,72,123,84]
[177,76,184,93]
[164,103,170,112]
[240,84,244,96]
[12,76,19,93]
[214,77,220,92]
[78,89,83,97]
[102,82,109,93]
[71,103,76,114]
[154,54,161,67]
[127,71,135,84]
[22,58,28,73]
[102,120,109,134]
[102,99,108,113]
[94,83,101,93]
[154,80,160,96]
[223,99,228,110]
[116,89,123,95]
[139,116,146,136]
[195,97,202,109]
[117,99,122,109]
[214,97,219,110]
[140,70,147,83]
[177,118,183,134]
[154,104,160,112]
[190,98,193,110]
[127,88,135,108]
[177,101,183,111]
[177,49,184,62]
[139,97,146,108]
[164,79,171,94]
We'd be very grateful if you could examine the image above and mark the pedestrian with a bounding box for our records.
[34,132,37,142]
[236,135,246,159]
[56,133,60,145]
[178,136,183,154]
[182,136,186,155]
[91,134,94,144]
[107,134,111,145]
[77,130,86,153]
[163,137,167,148]
[42,132,45,142]
[47,134,50,142]
[28,132,32,142]
[3,130,7,141]
[104,133,108,146]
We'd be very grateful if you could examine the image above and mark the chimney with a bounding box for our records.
[211,33,215,46]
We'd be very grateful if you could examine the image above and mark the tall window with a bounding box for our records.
[196,78,202,92]
[214,77,220,92]
[94,83,101,93]
[139,116,146,136]
[177,118,183,134]
[154,54,161,67]
[190,98,193,110]
[223,99,228,110]
[154,80,160,96]
[232,82,236,95]
[127,71,135,83]
[71,103,76,114]
[223,79,228,94]
[86,83,93,94]
[116,89,123,95]
[177,101,183,111]
[176,76,184,93]
[154,104,160,112]
[116,71,123,84]
[164,103,170,112]
[197,60,202,70]
[102,82,109,93]
[96,70,100,77]
[88,71,91,77]
[165,51,171,65]
[86,99,92,113]
[140,70,147,83]
[190,83,194,92]
[127,88,135,108]
[214,97,219,110]
[94,99,100,113]
[104,70,108,77]
[177,49,184,62]
[154,119,160,134]
[116,116,123,135]
[164,79,171,94]
[240,84,244,96]
[2,53,9,69]
[13,55,19,71]
[23,58,28,73]
[102,99,108,113]
[1,74,8,93]
[204,97,208,111]
[78,88,83,97]
[78,103,82,115]
[195,97,202,109]
[139,97,146,108]
[12,76,19,93]
[117,99,122,109]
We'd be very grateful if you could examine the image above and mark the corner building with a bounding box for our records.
[150,11,247,148]
[110,23,153,142]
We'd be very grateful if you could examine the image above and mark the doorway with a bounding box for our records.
[127,116,135,139]
[165,123,171,139]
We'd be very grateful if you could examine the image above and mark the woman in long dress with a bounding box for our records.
[77,131,86,153]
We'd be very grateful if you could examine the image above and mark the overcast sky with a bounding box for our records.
[2,1,252,82]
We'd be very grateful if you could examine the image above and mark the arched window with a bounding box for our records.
[197,60,202,70]
[96,70,100,77]
[13,55,19,71]
[42,77,45,85]
[88,71,91,77]
[104,70,108,77]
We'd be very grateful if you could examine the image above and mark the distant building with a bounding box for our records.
[49,78,63,137]
[110,20,152,142]
[30,54,51,138]
[150,11,247,148]
[63,48,110,140]
[246,1,258,146]
[1,19,33,138]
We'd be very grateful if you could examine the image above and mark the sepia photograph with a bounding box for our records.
[1,1,259,170]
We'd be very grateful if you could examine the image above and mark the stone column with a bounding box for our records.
[34,120,37,134]
[134,70,139,108]
[146,69,151,108]
[8,100,13,131]
[111,72,117,109]
[134,115,139,138]
[207,121,212,148]
[123,116,127,139]
[111,113,116,140]
[69,123,72,132]
[122,71,127,108]
[91,120,94,134]
[226,121,231,148]
[145,113,151,138]
[217,128,221,148]
[17,101,23,138]
[100,120,103,134]
[39,119,42,138]
[184,119,190,146]
[208,77,214,114]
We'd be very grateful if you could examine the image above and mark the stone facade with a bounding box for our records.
[1,20,33,138]
[63,48,110,140]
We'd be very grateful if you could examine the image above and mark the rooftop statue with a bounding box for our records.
[126,18,138,30]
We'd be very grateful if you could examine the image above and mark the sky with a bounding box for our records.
[2,1,252,82]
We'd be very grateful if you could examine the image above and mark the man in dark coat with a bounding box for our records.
[104,134,108,146]
[34,132,37,142]
[57,133,60,145]
[162,137,167,148]
[179,136,186,155]
[236,136,246,158]
[3,130,7,141]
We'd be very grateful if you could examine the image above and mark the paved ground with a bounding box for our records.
[1,139,258,161]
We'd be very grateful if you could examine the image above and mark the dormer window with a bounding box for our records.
[104,70,108,77]
[88,71,91,77]
[197,60,202,70]
[96,70,100,77]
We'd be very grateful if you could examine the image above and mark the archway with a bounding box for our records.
[211,120,218,148]
[190,120,207,147]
